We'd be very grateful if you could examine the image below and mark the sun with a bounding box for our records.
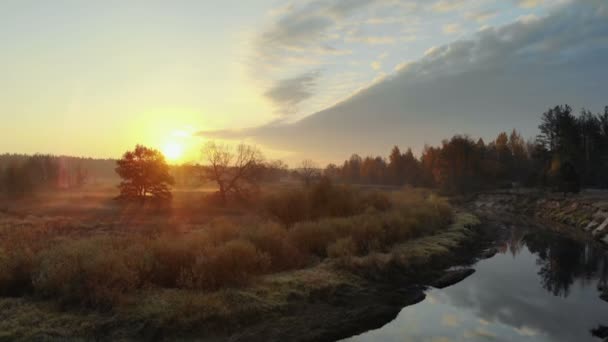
[162,141,184,162]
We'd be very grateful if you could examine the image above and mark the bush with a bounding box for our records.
[288,192,453,259]
[361,191,392,212]
[204,218,242,245]
[264,189,310,227]
[264,179,393,227]
[179,239,270,290]
[288,220,339,258]
[240,223,305,271]
[33,238,142,309]
[308,178,360,218]
[0,248,35,296]
[144,234,206,287]
[327,237,358,258]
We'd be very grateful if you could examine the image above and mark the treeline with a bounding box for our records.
[0,154,115,197]
[323,105,608,193]
[170,160,290,188]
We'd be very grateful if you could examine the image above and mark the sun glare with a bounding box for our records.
[162,141,184,162]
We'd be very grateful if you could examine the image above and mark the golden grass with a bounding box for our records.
[0,187,481,340]
[0,186,463,315]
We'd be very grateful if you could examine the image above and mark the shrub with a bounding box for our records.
[361,191,392,212]
[288,220,341,257]
[327,237,358,258]
[0,248,35,296]
[264,179,389,227]
[33,238,142,309]
[264,188,310,227]
[179,239,270,290]
[144,234,205,287]
[240,223,305,271]
[308,178,360,218]
[204,218,242,245]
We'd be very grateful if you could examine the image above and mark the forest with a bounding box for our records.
[326,105,608,193]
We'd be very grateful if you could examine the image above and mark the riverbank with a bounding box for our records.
[469,190,608,245]
[0,212,487,341]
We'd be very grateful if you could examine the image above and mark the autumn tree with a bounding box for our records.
[115,145,174,200]
[201,141,264,202]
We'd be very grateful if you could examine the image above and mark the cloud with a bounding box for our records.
[264,71,320,115]
[518,0,545,8]
[432,0,468,12]
[441,314,462,327]
[466,10,497,23]
[217,0,608,162]
[253,0,397,116]
[348,35,397,44]
[442,23,462,34]
[371,61,382,70]
[257,0,384,57]
[514,326,540,336]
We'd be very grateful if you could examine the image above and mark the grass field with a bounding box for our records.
[0,182,478,340]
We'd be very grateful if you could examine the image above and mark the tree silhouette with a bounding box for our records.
[115,145,174,200]
[298,159,320,186]
[201,141,264,203]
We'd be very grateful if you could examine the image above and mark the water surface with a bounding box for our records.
[345,226,608,342]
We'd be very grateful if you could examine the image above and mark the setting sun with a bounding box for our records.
[162,141,184,162]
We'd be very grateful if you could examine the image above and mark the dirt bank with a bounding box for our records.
[469,190,608,246]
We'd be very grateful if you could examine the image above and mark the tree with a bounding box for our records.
[342,154,362,183]
[323,163,340,180]
[201,141,264,202]
[298,159,320,185]
[72,163,89,188]
[259,159,288,182]
[401,148,422,186]
[538,105,580,158]
[2,162,32,198]
[115,145,174,200]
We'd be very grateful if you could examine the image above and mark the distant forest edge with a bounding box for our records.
[1,104,607,197]
[328,105,608,194]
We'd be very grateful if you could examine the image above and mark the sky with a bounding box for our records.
[1,0,607,165]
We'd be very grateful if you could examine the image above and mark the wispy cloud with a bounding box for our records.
[432,0,468,12]
[517,0,545,8]
[264,71,320,115]
[443,23,462,34]
[466,9,497,23]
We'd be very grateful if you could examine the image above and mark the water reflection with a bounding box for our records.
[345,225,608,342]
[524,230,608,298]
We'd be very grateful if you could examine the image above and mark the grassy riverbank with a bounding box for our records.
[0,185,480,340]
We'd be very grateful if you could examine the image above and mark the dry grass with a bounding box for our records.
[0,185,459,315]
[0,185,484,340]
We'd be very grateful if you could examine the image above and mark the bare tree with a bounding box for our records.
[201,141,264,202]
[298,159,320,185]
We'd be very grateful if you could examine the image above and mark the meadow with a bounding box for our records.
[0,181,477,339]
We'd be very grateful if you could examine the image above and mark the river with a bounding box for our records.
[344,224,608,341]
